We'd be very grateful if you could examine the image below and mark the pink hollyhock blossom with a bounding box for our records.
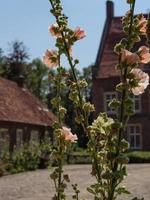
[43,49,58,68]
[74,27,86,40]
[138,16,147,35]
[121,49,140,65]
[48,24,61,38]
[61,127,77,143]
[131,68,149,95]
[138,46,150,64]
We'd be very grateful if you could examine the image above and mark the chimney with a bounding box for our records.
[16,75,25,88]
[106,0,114,19]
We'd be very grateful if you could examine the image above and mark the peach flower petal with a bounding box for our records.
[138,46,150,64]
[121,49,140,65]
[48,24,61,38]
[61,127,78,143]
[74,27,86,40]
[138,16,147,35]
[131,68,149,95]
[43,49,59,68]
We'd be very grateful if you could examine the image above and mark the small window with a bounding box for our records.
[30,131,39,142]
[104,92,116,114]
[127,124,142,150]
[130,94,141,113]
[0,129,9,156]
[16,129,23,148]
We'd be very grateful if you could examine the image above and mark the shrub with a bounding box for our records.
[0,139,53,175]
[39,137,53,168]
[10,141,40,173]
[127,151,150,163]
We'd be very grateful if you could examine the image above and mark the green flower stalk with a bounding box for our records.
[44,0,150,199]
[48,0,94,135]
[44,30,78,200]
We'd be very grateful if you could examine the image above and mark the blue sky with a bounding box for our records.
[0,0,150,70]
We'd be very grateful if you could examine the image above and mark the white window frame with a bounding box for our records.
[130,94,141,113]
[127,124,142,150]
[104,92,117,114]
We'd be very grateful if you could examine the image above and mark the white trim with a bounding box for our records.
[130,94,141,113]
[103,91,117,114]
[127,124,142,150]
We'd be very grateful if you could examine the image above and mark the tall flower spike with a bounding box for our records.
[131,68,149,95]
[43,49,59,68]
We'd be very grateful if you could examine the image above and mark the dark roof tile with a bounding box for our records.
[0,78,57,127]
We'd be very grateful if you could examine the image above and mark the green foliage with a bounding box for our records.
[0,139,52,175]
[10,141,41,173]
[66,149,150,165]
[2,41,29,82]
[26,58,49,101]
[127,151,150,163]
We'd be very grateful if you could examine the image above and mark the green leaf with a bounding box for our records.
[87,187,96,195]
[116,186,131,195]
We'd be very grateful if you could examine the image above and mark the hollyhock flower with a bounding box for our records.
[138,16,147,35]
[138,46,150,64]
[131,68,149,95]
[61,127,77,143]
[48,24,61,38]
[43,49,59,68]
[121,49,140,65]
[74,27,86,40]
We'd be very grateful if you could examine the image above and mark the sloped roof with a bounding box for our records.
[0,77,57,127]
[95,16,124,78]
[94,1,149,79]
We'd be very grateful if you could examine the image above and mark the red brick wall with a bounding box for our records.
[92,76,150,151]
[92,76,120,117]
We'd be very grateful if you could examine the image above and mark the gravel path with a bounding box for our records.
[0,164,150,200]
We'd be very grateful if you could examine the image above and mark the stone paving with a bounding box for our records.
[0,164,150,200]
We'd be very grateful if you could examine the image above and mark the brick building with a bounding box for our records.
[0,77,57,154]
[92,1,150,151]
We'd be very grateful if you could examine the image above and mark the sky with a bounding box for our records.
[0,0,150,70]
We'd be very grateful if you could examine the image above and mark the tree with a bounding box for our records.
[3,41,29,82]
[0,48,7,76]
[26,58,49,101]
[64,66,93,148]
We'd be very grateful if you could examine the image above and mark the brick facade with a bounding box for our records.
[92,1,150,151]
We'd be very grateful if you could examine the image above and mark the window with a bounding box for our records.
[104,92,116,114]
[127,124,142,150]
[16,129,23,148]
[130,94,141,113]
[30,131,39,142]
[0,129,9,157]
